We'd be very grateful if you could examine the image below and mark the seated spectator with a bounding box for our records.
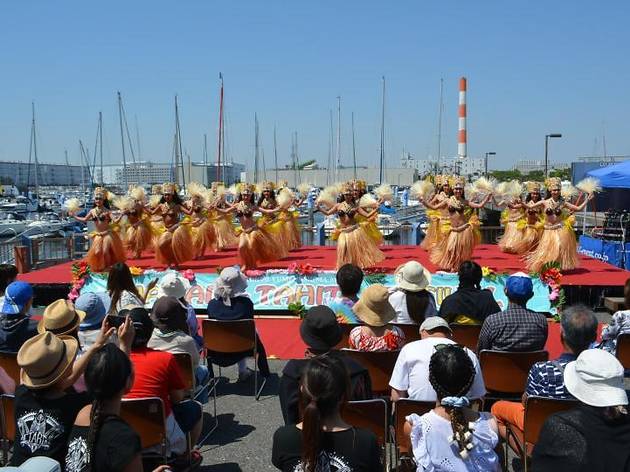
[390,317,486,402]
[0,263,18,305]
[328,263,363,324]
[0,281,38,353]
[279,305,371,425]
[107,262,157,313]
[65,339,171,472]
[388,261,437,324]
[599,277,630,354]
[405,344,500,470]
[477,272,548,352]
[349,284,405,351]
[491,305,598,450]
[532,349,630,471]
[157,271,203,350]
[439,260,500,325]
[148,296,211,402]
[206,267,270,381]
[272,355,381,471]
[12,326,113,467]
[4,457,62,471]
[124,307,202,460]
[74,292,112,350]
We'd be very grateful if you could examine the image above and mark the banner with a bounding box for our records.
[578,235,624,268]
[80,269,553,313]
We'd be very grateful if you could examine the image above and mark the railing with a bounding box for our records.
[0,234,87,269]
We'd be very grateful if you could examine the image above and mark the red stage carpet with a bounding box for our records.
[20,244,630,287]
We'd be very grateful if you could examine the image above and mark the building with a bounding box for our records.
[400,153,436,174]
[513,160,545,173]
[0,161,90,188]
[243,167,419,187]
[399,153,483,177]
[184,162,245,186]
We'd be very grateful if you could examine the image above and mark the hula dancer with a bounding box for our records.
[513,181,544,255]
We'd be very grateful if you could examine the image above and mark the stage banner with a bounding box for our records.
[80,269,552,313]
[578,235,623,268]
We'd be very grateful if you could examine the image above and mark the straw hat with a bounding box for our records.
[18,332,79,389]
[352,284,396,327]
[394,261,432,292]
[38,299,86,336]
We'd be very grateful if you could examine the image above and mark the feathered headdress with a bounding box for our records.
[471,176,496,195]
[561,182,578,200]
[129,185,146,202]
[359,193,377,208]
[186,182,207,201]
[374,184,393,202]
[410,180,435,200]
[576,177,602,195]
[93,187,109,200]
[434,175,443,186]
[162,182,178,194]
[545,177,561,191]
[317,185,339,207]
[64,198,82,215]
[112,195,134,212]
[297,182,312,195]
[526,181,542,193]
[277,187,294,208]
[262,181,276,192]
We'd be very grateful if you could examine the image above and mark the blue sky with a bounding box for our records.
[1,0,628,171]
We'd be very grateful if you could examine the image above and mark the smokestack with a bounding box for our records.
[458,77,467,158]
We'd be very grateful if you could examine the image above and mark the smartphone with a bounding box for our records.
[106,314,126,328]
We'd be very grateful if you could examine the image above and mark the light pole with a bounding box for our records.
[544,134,562,177]
[484,152,496,177]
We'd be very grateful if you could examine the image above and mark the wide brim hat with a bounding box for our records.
[18,332,79,389]
[352,284,396,327]
[38,299,86,336]
[157,271,191,300]
[76,292,111,330]
[394,261,432,292]
[299,306,342,351]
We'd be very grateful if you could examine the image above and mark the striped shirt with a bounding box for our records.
[525,352,577,399]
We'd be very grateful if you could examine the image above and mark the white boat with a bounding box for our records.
[0,213,28,237]
[377,214,402,239]
[26,213,69,234]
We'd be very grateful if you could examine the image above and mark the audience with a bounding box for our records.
[0,263,18,305]
[123,307,202,463]
[0,281,37,353]
[12,324,114,466]
[477,272,548,352]
[491,305,598,449]
[107,262,157,313]
[532,349,630,471]
[439,261,500,325]
[388,261,437,324]
[405,344,500,470]
[349,284,405,351]
[74,292,112,349]
[272,354,381,471]
[328,263,363,324]
[206,267,270,381]
[390,317,486,402]
[279,305,371,425]
[599,277,630,354]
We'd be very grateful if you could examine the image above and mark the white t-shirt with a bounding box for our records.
[389,337,486,401]
[388,289,438,325]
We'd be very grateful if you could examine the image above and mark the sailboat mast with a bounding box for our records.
[336,96,341,182]
[174,95,186,191]
[217,73,224,182]
[117,92,129,189]
[32,103,40,201]
[134,115,142,161]
[99,111,103,185]
[295,132,301,183]
[351,112,357,179]
[26,104,34,192]
[273,126,279,184]
[437,78,444,172]
[379,76,386,185]
[254,113,259,183]
[327,110,333,186]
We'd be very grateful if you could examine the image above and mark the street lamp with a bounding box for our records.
[484,152,496,177]
[544,134,562,177]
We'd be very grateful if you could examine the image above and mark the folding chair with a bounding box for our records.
[0,353,20,386]
[342,349,401,396]
[120,397,169,464]
[449,324,482,352]
[0,394,15,465]
[335,323,359,349]
[391,323,421,343]
[616,333,630,369]
[391,399,433,468]
[342,399,389,470]
[479,350,548,402]
[202,319,267,400]
[505,396,579,472]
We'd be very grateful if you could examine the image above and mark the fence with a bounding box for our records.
[0,234,87,269]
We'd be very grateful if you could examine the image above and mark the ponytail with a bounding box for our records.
[301,396,322,472]
[85,399,104,471]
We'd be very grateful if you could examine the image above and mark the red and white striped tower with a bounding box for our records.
[457,77,467,158]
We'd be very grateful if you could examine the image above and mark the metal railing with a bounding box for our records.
[0,234,87,268]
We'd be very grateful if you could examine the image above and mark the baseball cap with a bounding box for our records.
[505,272,534,300]
[299,306,342,351]
[75,292,111,330]
[420,316,452,334]
[1,281,34,316]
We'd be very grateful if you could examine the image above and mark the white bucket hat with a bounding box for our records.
[394,261,432,292]
[564,349,628,407]
[157,271,191,300]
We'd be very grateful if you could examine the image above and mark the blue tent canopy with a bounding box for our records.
[587,160,630,188]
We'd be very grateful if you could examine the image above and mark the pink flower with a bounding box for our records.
[244,269,265,278]
[549,289,560,301]
[181,269,196,282]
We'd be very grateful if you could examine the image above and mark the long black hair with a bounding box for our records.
[237,192,255,204]
[457,261,482,289]
[84,344,133,471]
[107,262,141,311]
[0,264,18,293]
[404,290,432,323]
[160,192,183,205]
[301,355,350,472]
[257,189,276,207]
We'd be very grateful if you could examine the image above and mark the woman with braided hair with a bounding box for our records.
[405,344,500,471]
[272,354,381,471]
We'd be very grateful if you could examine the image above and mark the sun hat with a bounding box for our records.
[156,271,190,299]
[18,332,79,389]
[151,296,187,331]
[564,349,628,407]
[1,281,34,316]
[420,316,452,334]
[214,267,248,306]
[352,284,396,327]
[75,292,111,330]
[299,306,342,351]
[38,299,86,335]
[394,261,432,292]
[505,272,534,300]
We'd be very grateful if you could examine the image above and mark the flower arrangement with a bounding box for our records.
[244,269,266,278]
[288,301,307,318]
[69,261,91,301]
[129,266,145,276]
[537,261,566,318]
[181,269,196,283]
[287,262,318,276]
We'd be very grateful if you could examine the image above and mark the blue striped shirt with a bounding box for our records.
[525,352,577,399]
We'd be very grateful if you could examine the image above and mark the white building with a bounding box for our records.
[513,160,545,173]
[399,153,483,177]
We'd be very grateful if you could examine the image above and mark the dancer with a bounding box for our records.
[277,186,303,251]
[207,182,238,251]
[525,177,592,272]
[353,179,383,246]
[419,175,452,251]
[71,187,126,272]
[121,186,153,259]
[187,183,215,259]
[422,177,492,272]
[146,182,194,268]
[513,181,544,255]
[496,195,525,254]
[318,182,385,269]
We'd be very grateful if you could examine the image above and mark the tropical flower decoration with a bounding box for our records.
[288,301,307,319]
[69,261,91,301]
[287,262,318,276]
[129,266,145,276]
[181,269,196,283]
[481,266,497,280]
[538,261,566,317]
[244,269,265,278]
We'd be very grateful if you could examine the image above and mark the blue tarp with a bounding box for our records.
[587,160,630,189]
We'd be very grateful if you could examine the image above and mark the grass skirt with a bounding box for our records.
[279,210,302,250]
[125,219,154,255]
[335,224,385,269]
[420,211,441,250]
[525,223,578,273]
[238,226,279,269]
[514,222,543,255]
[212,213,238,250]
[430,221,479,272]
[192,220,216,256]
[156,224,194,266]
[356,214,383,246]
[498,220,524,254]
[86,230,126,272]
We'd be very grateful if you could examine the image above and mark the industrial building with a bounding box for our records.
[243,167,419,187]
[0,161,90,187]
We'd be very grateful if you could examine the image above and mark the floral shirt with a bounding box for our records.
[329,296,360,324]
[348,325,405,351]
[600,309,630,354]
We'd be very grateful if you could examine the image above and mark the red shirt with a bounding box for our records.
[125,347,185,416]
